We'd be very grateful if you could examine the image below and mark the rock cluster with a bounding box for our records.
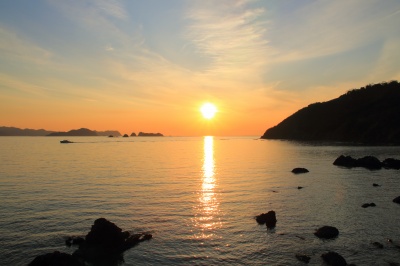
[333,155,400,170]
[29,218,152,265]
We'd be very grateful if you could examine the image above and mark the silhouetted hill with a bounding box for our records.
[47,128,98,136]
[95,130,122,137]
[0,126,54,136]
[261,81,400,144]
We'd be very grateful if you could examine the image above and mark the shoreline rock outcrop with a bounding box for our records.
[333,155,400,170]
[29,218,152,265]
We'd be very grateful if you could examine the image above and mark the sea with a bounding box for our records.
[0,136,399,265]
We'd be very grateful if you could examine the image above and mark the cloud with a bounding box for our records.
[0,26,52,64]
[185,0,270,79]
[267,1,400,63]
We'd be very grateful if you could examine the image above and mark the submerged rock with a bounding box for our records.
[29,251,84,266]
[295,253,311,263]
[362,203,376,208]
[314,226,339,239]
[321,251,347,266]
[292,168,309,174]
[255,211,277,228]
[372,241,384,249]
[372,183,380,187]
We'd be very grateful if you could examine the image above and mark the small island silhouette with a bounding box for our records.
[0,127,164,137]
[261,81,400,145]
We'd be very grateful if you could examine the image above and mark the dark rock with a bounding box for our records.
[314,226,339,239]
[372,241,384,248]
[292,168,309,174]
[333,155,358,168]
[382,158,400,169]
[298,186,304,189]
[130,132,137,136]
[357,156,382,170]
[333,155,383,170]
[295,253,311,263]
[372,183,380,187]
[321,251,347,266]
[362,203,376,208]
[108,135,114,137]
[393,196,400,204]
[255,211,277,228]
[75,218,152,262]
[123,134,129,137]
[60,140,74,144]
[29,251,84,266]
[65,236,85,247]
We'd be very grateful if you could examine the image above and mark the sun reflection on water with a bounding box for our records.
[192,136,222,240]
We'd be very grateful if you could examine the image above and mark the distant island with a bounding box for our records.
[0,126,164,137]
[48,128,122,137]
[138,132,163,137]
[261,81,400,144]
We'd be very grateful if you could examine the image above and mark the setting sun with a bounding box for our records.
[200,103,217,120]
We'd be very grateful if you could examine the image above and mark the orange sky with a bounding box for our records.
[1,1,400,136]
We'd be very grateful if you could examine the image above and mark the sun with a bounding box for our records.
[200,103,217,119]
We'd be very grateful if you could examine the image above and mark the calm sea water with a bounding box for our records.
[0,136,399,265]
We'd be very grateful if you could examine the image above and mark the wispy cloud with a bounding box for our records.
[185,0,270,78]
[0,26,52,64]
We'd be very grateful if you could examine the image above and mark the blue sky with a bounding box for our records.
[1,0,400,135]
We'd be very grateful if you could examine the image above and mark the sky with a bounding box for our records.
[1,0,400,136]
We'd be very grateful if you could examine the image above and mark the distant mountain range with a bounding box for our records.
[0,126,54,136]
[0,127,164,137]
[261,81,400,144]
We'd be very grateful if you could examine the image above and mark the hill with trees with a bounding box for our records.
[261,81,400,144]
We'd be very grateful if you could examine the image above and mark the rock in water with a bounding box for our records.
[74,218,152,262]
[321,251,347,266]
[393,196,400,204]
[314,226,339,239]
[29,251,84,266]
[255,211,277,228]
[295,253,311,263]
[291,168,309,174]
[382,158,400,169]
